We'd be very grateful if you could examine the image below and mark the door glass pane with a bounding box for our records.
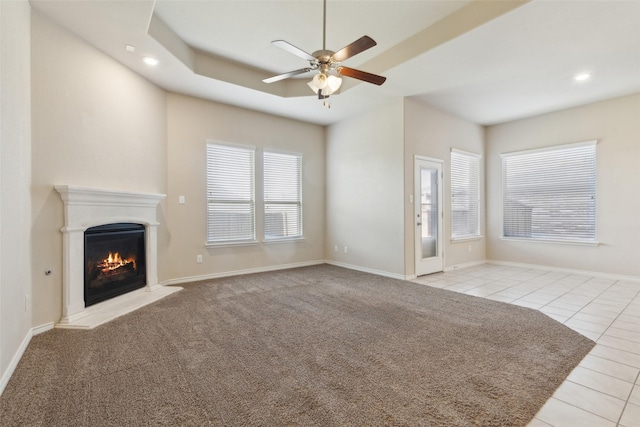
[421,167,438,259]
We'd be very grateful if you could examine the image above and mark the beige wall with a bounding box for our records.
[164,93,325,281]
[486,93,640,277]
[30,11,168,326]
[0,0,32,387]
[404,98,486,275]
[325,98,406,277]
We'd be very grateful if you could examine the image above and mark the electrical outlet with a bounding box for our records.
[196,254,203,263]
[344,246,348,254]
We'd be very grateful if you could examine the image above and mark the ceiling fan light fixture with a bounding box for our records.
[308,72,342,97]
[326,75,342,92]
[312,72,328,89]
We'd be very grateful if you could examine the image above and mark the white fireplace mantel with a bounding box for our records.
[55,185,181,329]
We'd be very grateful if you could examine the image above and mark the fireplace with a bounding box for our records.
[55,185,182,329]
[85,223,146,307]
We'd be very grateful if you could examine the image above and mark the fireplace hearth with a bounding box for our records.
[85,223,146,307]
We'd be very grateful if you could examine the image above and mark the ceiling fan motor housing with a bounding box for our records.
[312,50,336,71]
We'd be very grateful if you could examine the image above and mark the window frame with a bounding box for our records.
[262,149,304,242]
[205,141,257,247]
[450,148,482,241]
[500,140,597,246]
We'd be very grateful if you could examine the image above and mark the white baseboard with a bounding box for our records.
[0,321,55,396]
[444,260,488,272]
[160,260,326,286]
[487,259,640,283]
[0,329,32,396]
[33,322,55,336]
[325,260,408,281]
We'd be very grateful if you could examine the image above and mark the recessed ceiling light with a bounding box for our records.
[574,72,591,82]
[125,44,136,53]
[143,57,159,66]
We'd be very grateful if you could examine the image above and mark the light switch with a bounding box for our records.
[179,195,185,204]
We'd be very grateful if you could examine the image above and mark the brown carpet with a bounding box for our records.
[1,264,594,426]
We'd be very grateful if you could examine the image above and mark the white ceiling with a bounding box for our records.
[30,0,640,126]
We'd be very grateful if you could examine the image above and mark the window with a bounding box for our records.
[263,150,303,241]
[206,142,255,244]
[451,149,481,240]
[502,141,596,243]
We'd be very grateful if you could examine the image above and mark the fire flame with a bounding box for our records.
[98,252,136,273]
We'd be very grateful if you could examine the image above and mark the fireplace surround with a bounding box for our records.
[55,185,181,329]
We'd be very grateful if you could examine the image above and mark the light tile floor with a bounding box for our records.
[412,263,640,427]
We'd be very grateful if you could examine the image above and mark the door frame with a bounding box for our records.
[414,155,444,276]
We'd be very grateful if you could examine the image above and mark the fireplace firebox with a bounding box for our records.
[84,223,146,307]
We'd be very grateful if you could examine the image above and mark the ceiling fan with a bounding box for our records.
[262,0,386,101]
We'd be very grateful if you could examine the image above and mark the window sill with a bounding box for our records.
[451,236,484,243]
[206,240,258,249]
[263,237,305,244]
[500,237,600,247]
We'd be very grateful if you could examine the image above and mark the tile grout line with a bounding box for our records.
[577,359,639,384]
[469,272,567,302]
[562,284,640,385]
[561,375,632,403]
[595,286,640,365]
[599,287,640,335]
[616,370,640,426]
[545,279,640,427]
[588,343,640,372]
[545,278,623,326]
[510,274,592,313]
[550,385,625,425]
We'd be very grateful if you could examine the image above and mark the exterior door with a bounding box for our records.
[415,157,444,276]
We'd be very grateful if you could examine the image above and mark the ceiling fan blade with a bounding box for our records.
[271,40,316,62]
[331,36,377,63]
[263,68,313,84]
[337,66,386,86]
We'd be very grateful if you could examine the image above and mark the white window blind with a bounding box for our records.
[206,143,255,244]
[263,151,302,241]
[502,141,596,243]
[451,149,481,240]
